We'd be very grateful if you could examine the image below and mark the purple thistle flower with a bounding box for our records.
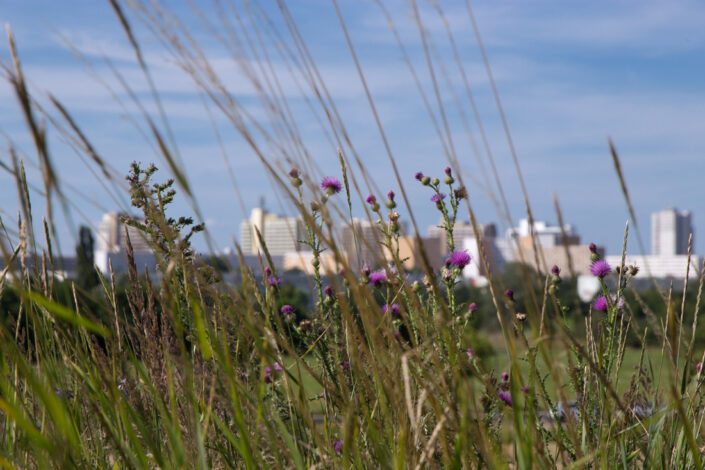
[382,303,401,317]
[387,190,395,201]
[366,194,376,205]
[267,276,282,287]
[289,168,299,178]
[448,251,471,269]
[369,270,387,287]
[468,302,478,312]
[505,289,514,301]
[324,286,333,297]
[523,385,530,393]
[264,266,272,276]
[333,439,344,454]
[341,361,350,371]
[501,372,509,382]
[551,265,560,275]
[361,263,371,277]
[498,391,512,407]
[320,176,342,195]
[595,293,625,310]
[265,366,272,375]
[444,166,452,176]
[590,259,611,278]
[273,362,282,372]
[280,305,294,316]
[589,242,597,254]
[431,193,446,203]
[264,374,271,384]
[698,362,702,373]
[593,295,608,311]
[466,348,475,359]
[415,171,424,181]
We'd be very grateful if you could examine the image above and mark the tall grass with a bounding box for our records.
[1,1,704,468]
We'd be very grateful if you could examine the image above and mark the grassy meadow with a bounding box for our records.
[2,1,705,469]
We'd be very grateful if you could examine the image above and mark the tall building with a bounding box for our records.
[239,208,307,256]
[428,219,496,256]
[96,212,151,254]
[506,218,580,250]
[340,218,383,268]
[651,208,693,256]
[94,212,156,274]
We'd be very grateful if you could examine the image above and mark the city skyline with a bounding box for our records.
[1,1,704,258]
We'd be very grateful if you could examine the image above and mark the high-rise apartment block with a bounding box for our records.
[341,218,383,268]
[239,208,307,256]
[96,212,152,254]
[94,212,155,274]
[651,208,693,256]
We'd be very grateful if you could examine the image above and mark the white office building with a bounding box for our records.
[651,208,693,256]
[239,208,307,256]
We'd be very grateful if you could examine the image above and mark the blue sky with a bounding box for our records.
[1,0,704,258]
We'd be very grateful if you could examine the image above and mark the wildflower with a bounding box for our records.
[468,302,477,313]
[386,190,396,209]
[697,362,702,374]
[361,263,371,277]
[523,385,530,393]
[366,195,379,213]
[431,193,446,204]
[369,270,387,287]
[264,266,272,276]
[442,267,452,282]
[501,372,509,382]
[590,259,611,278]
[320,177,342,195]
[505,289,514,301]
[289,168,302,187]
[273,363,283,372]
[382,303,401,317]
[498,391,512,407]
[341,361,350,371]
[551,265,560,275]
[414,171,424,181]
[589,242,597,254]
[118,379,128,398]
[448,251,471,269]
[324,286,334,297]
[264,375,272,384]
[267,276,282,287]
[515,312,527,322]
[432,177,440,186]
[280,305,294,316]
[593,296,608,311]
[444,166,454,184]
[595,294,625,311]
[466,348,475,359]
[333,439,344,454]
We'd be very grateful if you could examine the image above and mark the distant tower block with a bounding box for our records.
[651,208,693,256]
